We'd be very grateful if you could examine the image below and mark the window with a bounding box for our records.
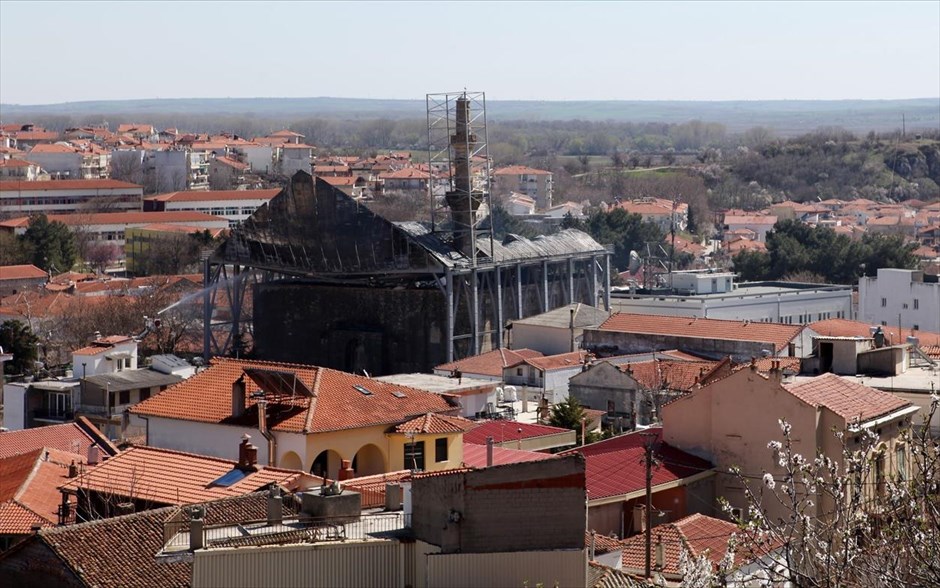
[405,441,425,471]
[140,388,150,402]
[516,368,523,376]
[914,299,919,310]
[914,324,920,331]
[119,390,130,405]
[896,445,907,482]
[874,453,886,497]
[435,438,448,462]
[881,298,887,308]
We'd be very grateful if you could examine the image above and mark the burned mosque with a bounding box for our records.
[203,92,612,375]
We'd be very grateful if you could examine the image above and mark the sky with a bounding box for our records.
[1,1,938,105]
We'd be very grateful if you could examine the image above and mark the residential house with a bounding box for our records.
[493,165,554,210]
[320,175,368,199]
[504,192,536,216]
[129,358,469,479]
[569,358,727,428]
[503,350,589,404]
[0,159,44,181]
[509,302,610,355]
[562,428,715,538]
[375,373,501,419]
[207,156,250,190]
[619,513,783,586]
[614,197,689,233]
[433,347,544,381]
[379,168,431,192]
[25,144,83,179]
[583,313,812,362]
[58,441,320,520]
[0,447,87,551]
[0,179,143,216]
[279,143,315,176]
[0,265,47,297]
[722,214,778,242]
[662,368,917,526]
[858,268,940,332]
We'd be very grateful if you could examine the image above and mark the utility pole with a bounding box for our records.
[641,431,658,580]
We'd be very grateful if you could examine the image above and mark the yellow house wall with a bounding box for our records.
[296,425,465,478]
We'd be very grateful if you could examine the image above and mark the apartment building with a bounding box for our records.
[858,268,940,332]
[0,179,143,216]
[493,165,554,210]
[143,188,279,226]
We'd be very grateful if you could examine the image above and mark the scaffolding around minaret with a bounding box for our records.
[427,91,494,265]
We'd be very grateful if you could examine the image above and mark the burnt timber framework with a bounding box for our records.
[203,172,611,374]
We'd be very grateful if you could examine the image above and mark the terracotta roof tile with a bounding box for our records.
[614,197,689,216]
[621,513,739,576]
[58,445,317,506]
[394,413,476,434]
[340,470,411,508]
[493,165,552,176]
[0,211,227,229]
[561,428,713,501]
[809,318,940,346]
[0,447,81,530]
[0,501,53,535]
[524,350,589,372]
[0,179,141,191]
[620,359,721,391]
[461,443,555,468]
[598,313,804,352]
[131,357,459,433]
[435,348,543,378]
[786,373,911,422]
[144,188,279,203]
[464,421,574,445]
[0,420,116,460]
[0,264,47,281]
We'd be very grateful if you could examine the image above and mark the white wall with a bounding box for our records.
[1,383,27,430]
[144,416,260,462]
[512,324,579,356]
[859,269,940,333]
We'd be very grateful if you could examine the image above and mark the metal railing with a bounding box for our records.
[163,511,411,553]
[33,409,74,421]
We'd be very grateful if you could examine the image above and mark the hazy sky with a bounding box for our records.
[1,1,938,104]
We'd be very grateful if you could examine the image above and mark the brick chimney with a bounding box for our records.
[237,434,258,472]
[232,375,246,418]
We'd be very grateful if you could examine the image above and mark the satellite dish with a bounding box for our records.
[628,250,642,273]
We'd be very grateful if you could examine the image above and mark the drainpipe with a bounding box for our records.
[256,399,277,467]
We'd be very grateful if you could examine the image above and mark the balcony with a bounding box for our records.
[33,408,74,422]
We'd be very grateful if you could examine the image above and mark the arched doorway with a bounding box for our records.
[352,444,386,477]
[310,449,343,480]
[280,451,303,472]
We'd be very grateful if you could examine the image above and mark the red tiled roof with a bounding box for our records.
[394,413,476,434]
[144,188,279,203]
[0,420,117,460]
[614,198,689,216]
[58,445,316,506]
[809,318,940,347]
[0,264,47,281]
[378,168,430,180]
[786,373,911,422]
[463,420,573,445]
[0,211,227,229]
[435,348,543,378]
[524,350,588,372]
[0,179,141,191]
[28,143,77,154]
[620,359,721,392]
[561,428,713,501]
[461,443,556,468]
[131,357,458,433]
[0,447,82,530]
[724,214,778,225]
[621,513,739,576]
[0,500,52,534]
[493,165,552,176]
[598,313,804,352]
[0,158,39,167]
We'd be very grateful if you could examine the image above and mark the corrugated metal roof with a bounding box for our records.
[84,369,183,392]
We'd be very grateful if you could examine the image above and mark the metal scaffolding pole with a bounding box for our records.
[495,266,504,349]
[445,268,455,363]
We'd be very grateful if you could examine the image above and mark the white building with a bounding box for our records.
[143,188,280,226]
[0,179,143,215]
[611,276,853,325]
[25,143,82,179]
[858,268,940,333]
[493,166,554,210]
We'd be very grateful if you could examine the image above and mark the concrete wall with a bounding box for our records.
[859,269,940,332]
[412,455,586,554]
[426,549,585,588]
[512,323,581,355]
[569,362,638,416]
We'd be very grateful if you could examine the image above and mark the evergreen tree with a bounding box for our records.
[19,214,77,273]
[0,320,39,375]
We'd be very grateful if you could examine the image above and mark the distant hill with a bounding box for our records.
[1,97,937,135]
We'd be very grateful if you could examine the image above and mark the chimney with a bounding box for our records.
[190,514,204,550]
[87,444,100,465]
[486,436,494,467]
[443,95,485,257]
[68,461,78,478]
[237,434,258,471]
[266,486,283,526]
[232,375,246,418]
[655,534,664,569]
[338,459,354,481]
